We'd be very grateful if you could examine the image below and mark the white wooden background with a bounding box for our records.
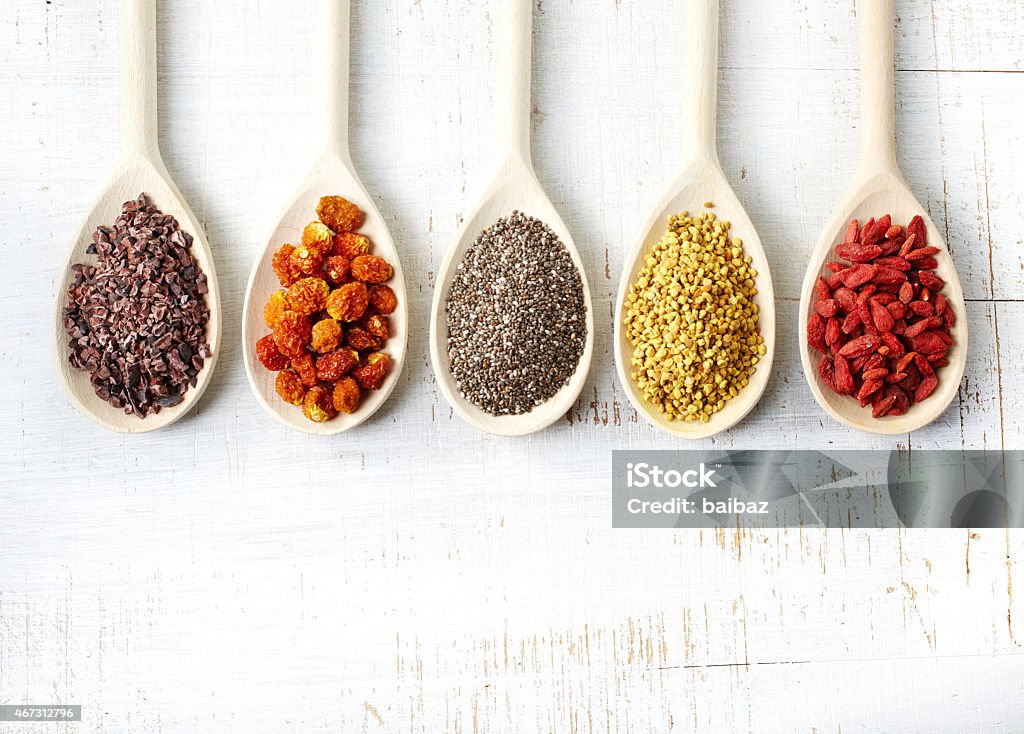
[2,0,1023,731]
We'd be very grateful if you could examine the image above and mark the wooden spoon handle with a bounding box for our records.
[682,0,719,164]
[121,0,159,159]
[498,0,532,166]
[858,0,898,174]
[319,0,351,159]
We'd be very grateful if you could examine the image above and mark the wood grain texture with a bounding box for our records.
[1,0,1022,731]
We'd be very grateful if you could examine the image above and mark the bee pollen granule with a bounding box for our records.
[624,210,765,423]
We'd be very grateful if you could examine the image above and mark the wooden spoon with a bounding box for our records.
[613,0,776,439]
[798,0,967,435]
[428,0,594,437]
[242,0,408,435]
[54,0,222,433]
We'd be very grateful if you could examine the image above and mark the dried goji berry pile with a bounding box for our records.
[808,214,955,419]
[255,195,397,423]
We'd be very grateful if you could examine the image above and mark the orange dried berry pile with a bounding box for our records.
[257,195,398,423]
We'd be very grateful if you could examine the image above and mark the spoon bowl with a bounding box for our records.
[429,159,594,437]
[613,0,775,439]
[242,0,407,436]
[798,0,967,434]
[428,0,593,437]
[243,157,408,435]
[800,172,968,435]
[615,161,775,439]
[53,0,222,433]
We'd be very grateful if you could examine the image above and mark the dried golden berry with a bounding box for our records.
[255,334,289,371]
[351,255,394,284]
[291,352,318,387]
[316,348,359,382]
[302,385,337,423]
[272,244,301,287]
[272,310,312,358]
[317,195,363,233]
[302,221,334,252]
[288,277,330,316]
[311,318,342,353]
[275,369,306,405]
[332,377,361,414]
[324,255,352,286]
[353,352,391,390]
[263,289,290,328]
[361,313,390,340]
[290,244,323,277]
[345,325,383,352]
[332,232,371,259]
[368,284,398,315]
[326,281,369,322]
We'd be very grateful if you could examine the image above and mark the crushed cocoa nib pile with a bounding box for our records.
[63,194,212,418]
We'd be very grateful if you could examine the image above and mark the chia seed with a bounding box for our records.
[445,211,587,415]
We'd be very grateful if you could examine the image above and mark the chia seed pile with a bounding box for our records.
[445,211,587,415]
[63,194,212,418]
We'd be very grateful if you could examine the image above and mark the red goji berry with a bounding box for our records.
[842,264,877,288]
[837,334,880,359]
[872,266,908,285]
[905,246,940,261]
[819,354,837,392]
[869,299,895,332]
[859,217,875,243]
[844,219,860,243]
[863,367,889,382]
[834,355,855,395]
[880,331,905,358]
[833,287,857,313]
[912,331,948,355]
[918,271,945,290]
[907,215,926,243]
[836,243,883,263]
[886,300,907,321]
[875,256,911,271]
[808,313,827,353]
[825,317,843,349]
[858,379,884,400]
[914,375,939,402]
[898,233,918,258]
[815,299,839,318]
[872,395,897,418]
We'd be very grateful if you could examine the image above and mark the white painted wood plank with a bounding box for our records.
[1,527,1021,731]
[717,0,1024,72]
